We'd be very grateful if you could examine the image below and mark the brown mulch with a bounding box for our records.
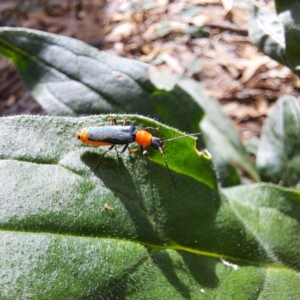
[0,0,299,143]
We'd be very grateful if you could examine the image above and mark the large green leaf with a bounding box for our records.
[275,0,300,76]
[152,74,260,184]
[224,183,300,268]
[256,95,300,186]
[0,27,206,135]
[249,4,288,66]
[223,183,300,299]
[1,115,299,298]
[0,27,157,116]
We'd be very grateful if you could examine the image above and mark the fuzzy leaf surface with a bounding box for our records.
[1,116,299,298]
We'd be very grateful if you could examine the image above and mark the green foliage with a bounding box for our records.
[257,95,300,186]
[249,0,300,188]
[0,28,156,117]
[249,4,288,67]
[249,1,300,76]
[0,25,300,299]
[151,74,260,185]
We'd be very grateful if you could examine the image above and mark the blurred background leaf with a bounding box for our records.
[276,0,300,76]
[256,95,300,186]
[249,4,288,67]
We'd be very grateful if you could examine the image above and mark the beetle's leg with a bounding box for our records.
[144,125,161,132]
[123,118,130,125]
[107,118,117,125]
[107,118,129,126]
[120,144,129,153]
[114,144,129,158]
[140,146,149,156]
[94,145,115,170]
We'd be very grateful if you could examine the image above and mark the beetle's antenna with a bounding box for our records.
[163,133,202,143]
[158,146,177,189]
